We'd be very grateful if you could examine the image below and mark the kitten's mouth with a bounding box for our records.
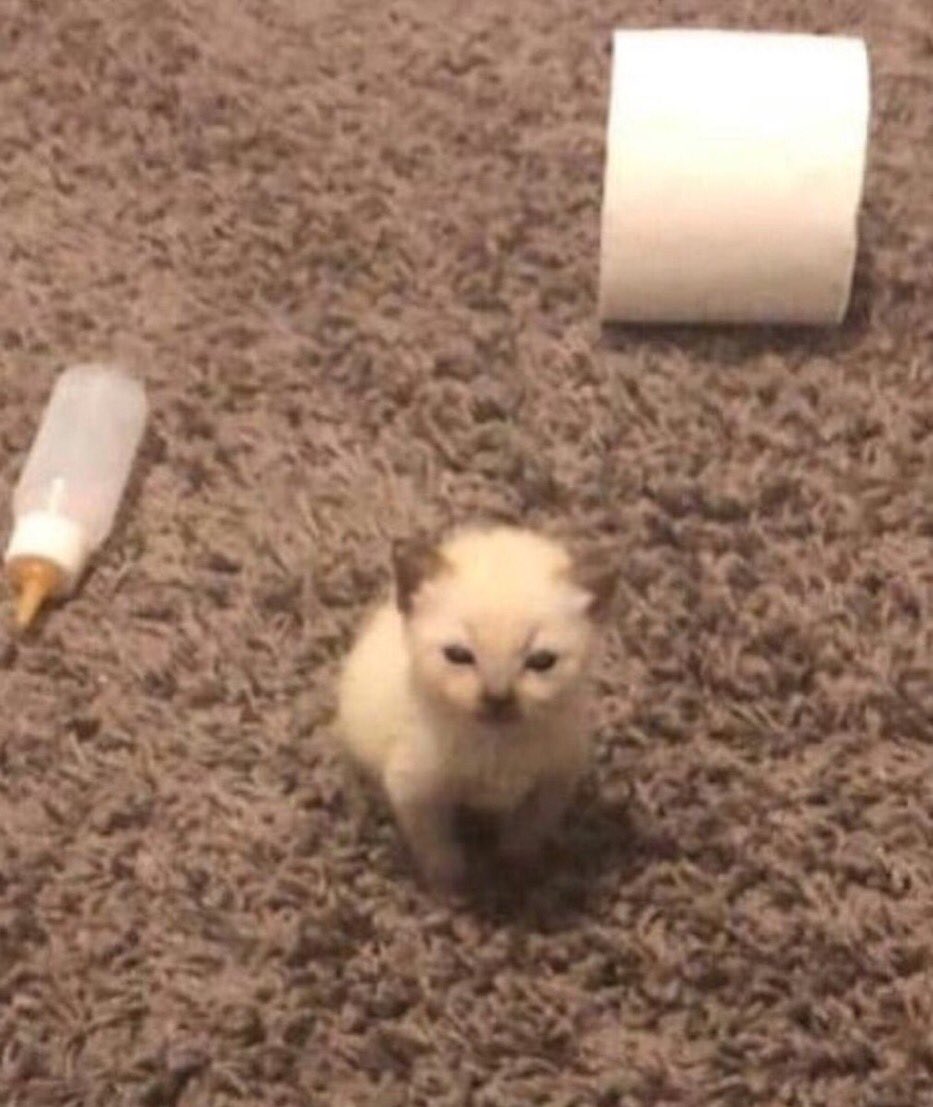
[477,695,521,725]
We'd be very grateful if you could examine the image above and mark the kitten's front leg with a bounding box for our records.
[384,763,465,890]
[499,771,578,864]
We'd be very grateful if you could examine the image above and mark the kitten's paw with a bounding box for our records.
[417,848,468,893]
[499,833,546,868]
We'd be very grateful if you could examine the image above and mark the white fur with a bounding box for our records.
[335,526,607,885]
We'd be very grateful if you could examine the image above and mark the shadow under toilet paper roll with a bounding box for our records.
[597,30,872,327]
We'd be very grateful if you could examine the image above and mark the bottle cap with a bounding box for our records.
[4,510,90,593]
[7,557,63,629]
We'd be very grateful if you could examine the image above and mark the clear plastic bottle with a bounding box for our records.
[4,364,149,628]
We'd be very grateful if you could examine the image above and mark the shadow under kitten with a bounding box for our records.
[343,764,677,930]
[457,783,679,929]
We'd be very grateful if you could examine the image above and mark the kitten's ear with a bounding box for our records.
[392,537,445,615]
[571,549,620,621]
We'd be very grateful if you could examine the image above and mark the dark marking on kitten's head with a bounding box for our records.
[571,547,620,621]
[392,537,446,616]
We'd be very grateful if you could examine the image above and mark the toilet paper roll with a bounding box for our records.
[598,30,871,326]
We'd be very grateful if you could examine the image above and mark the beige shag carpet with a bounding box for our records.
[1,1,931,1104]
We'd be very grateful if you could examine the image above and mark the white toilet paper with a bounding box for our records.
[598,30,871,326]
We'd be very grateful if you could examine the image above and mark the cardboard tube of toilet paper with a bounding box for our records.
[598,30,871,325]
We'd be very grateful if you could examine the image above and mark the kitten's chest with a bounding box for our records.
[445,733,550,812]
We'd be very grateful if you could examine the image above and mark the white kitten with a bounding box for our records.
[336,525,617,890]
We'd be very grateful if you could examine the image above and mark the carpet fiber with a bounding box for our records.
[1,1,931,1104]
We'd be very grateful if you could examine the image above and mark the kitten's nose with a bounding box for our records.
[481,689,518,722]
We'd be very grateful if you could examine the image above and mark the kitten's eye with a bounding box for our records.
[525,649,558,673]
[443,644,475,665]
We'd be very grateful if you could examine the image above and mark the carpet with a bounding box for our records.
[1,0,931,1104]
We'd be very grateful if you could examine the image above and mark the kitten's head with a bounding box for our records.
[393,526,617,726]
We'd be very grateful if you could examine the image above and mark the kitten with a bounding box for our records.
[336,525,617,891]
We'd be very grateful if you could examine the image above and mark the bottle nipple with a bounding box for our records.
[8,557,63,631]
